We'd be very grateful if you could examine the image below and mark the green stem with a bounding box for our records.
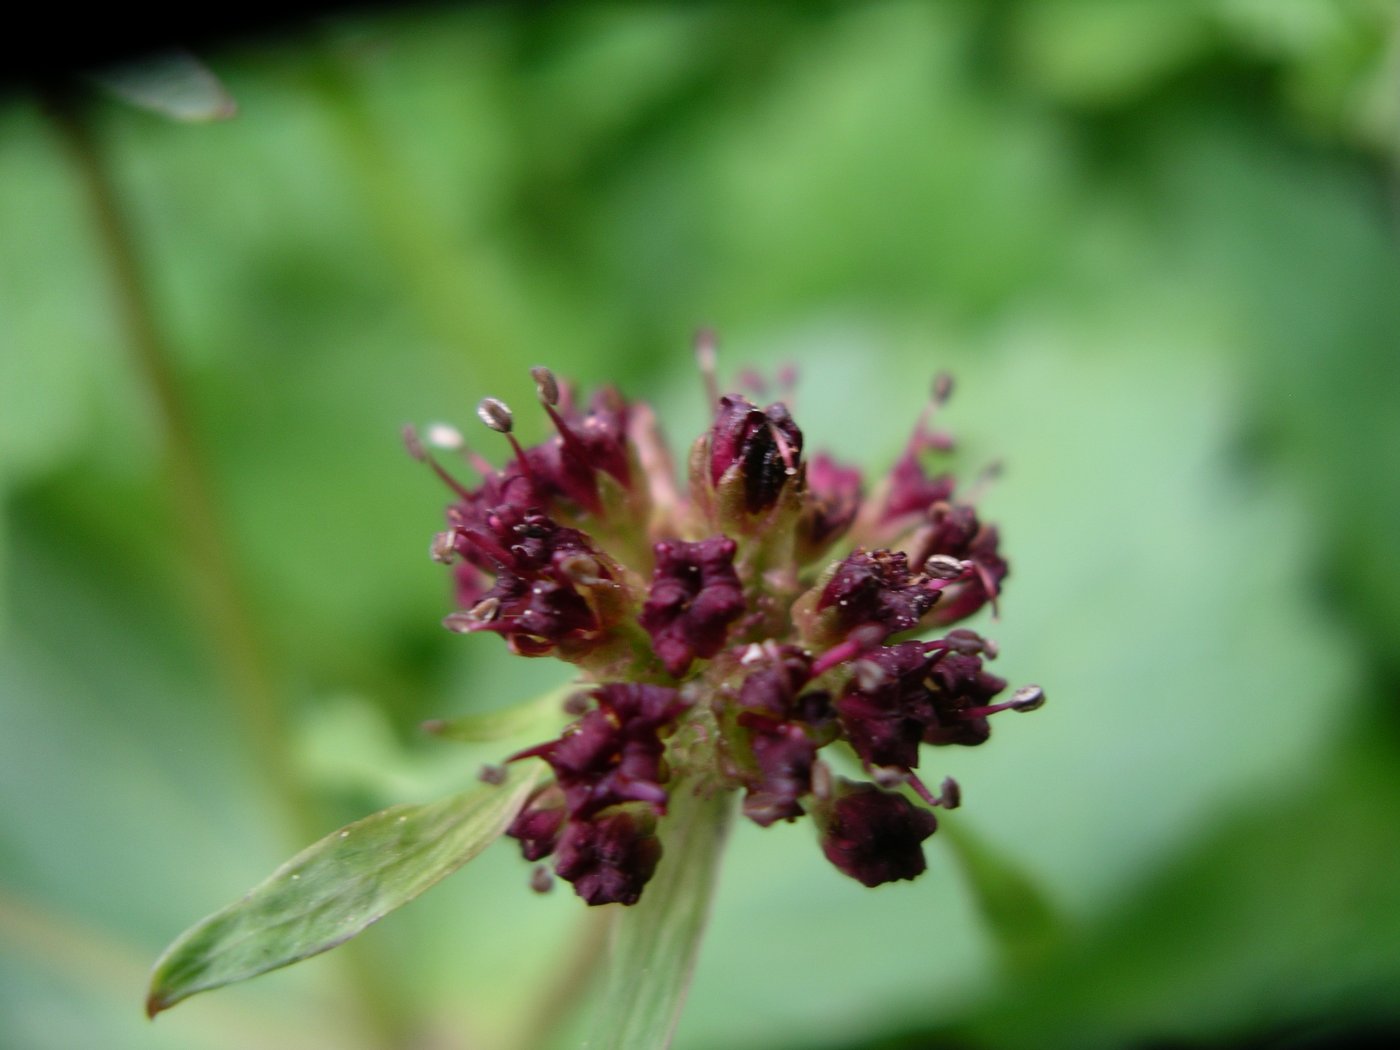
[588,785,735,1050]
[515,907,614,1050]
[42,88,405,1048]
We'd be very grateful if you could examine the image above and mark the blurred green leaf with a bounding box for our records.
[588,787,733,1050]
[146,763,541,1018]
[940,817,1061,975]
[958,731,1400,1050]
[422,684,575,744]
[91,52,237,123]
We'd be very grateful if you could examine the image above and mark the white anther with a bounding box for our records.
[1011,684,1045,712]
[426,423,464,451]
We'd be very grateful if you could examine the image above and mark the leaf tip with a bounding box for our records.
[145,990,170,1020]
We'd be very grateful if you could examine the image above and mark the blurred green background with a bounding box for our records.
[4,3,1400,1048]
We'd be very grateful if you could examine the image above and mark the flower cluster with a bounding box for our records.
[411,351,1042,905]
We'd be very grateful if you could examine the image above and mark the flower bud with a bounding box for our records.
[705,395,804,515]
[817,780,939,887]
[639,537,746,677]
[554,807,662,906]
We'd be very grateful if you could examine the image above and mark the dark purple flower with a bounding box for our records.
[818,548,938,639]
[516,683,686,818]
[910,502,1008,625]
[922,651,1009,747]
[506,788,567,861]
[819,781,939,887]
[835,642,938,770]
[740,719,815,827]
[554,808,662,906]
[708,395,804,513]
[639,537,746,677]
[413,357,1042,906]
[527,382,634,514]
[736,645,814,719]
[438,503,629,658]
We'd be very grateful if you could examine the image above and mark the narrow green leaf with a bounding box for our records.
[146,763,541,1018]
[422,684,574,743]
[941,817,1061,975]
[587,785,734,1049]
[90,51,237,123]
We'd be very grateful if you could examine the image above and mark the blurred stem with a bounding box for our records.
[587,786,734,1049]
[515,907,614,1050]
[42,86,306,848]
[42,89,405,1048]
[305,41,522,393]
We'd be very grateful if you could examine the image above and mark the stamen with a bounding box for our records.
[530,366,560,407]
[695,327,719,407]
[529,865,555,894]
[532,369,594,466]
[924,630,993,657]
[468,596,502,622]
[961,685,1044,718]
[924,554,969,580]
[812,624,884,676]
[429,530,458,564]
[973,558,1002,617]
[962,459,1004,503]
[906,373,957,454]
[442,611,476,633]
[905,772,940,808]
[477,396,539,482]
[425,423,465,451]
[404,424,475,499]
[456,527,517,569]
[477,397,514,433]
[768,419,799,475]
[937,775,961,809]
[869,765,907,790]
[1010,684,1045,712]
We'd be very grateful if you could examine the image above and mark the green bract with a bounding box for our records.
[146,764,541,1018]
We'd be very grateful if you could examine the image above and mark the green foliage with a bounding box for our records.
[2,2,1399,1048]
[147,764,541,1018]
